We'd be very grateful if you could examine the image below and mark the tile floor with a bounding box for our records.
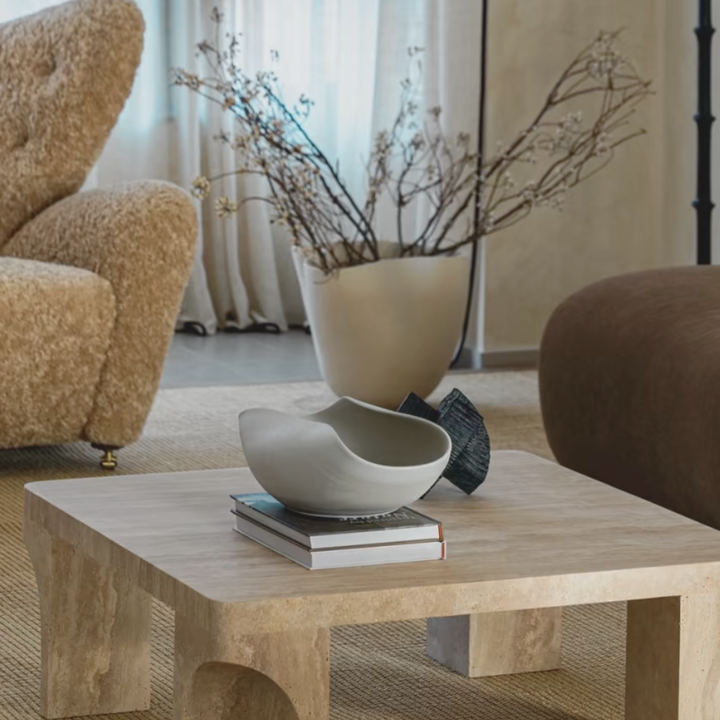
[161,330,322,387]
[161,330,483,388]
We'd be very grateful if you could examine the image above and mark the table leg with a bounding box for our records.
[426,608,562,677]
[626,595,720,720]
[24,522,152,719]
[174,614,330,720]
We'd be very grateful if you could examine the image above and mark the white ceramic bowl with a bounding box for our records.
[238,397,452,517]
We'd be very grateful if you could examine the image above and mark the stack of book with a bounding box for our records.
[231,493,446,570]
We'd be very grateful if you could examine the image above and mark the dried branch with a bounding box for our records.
[174,21,652,271]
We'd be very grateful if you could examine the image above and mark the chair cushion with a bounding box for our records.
[0,257,115,448]
[0,0,144,249]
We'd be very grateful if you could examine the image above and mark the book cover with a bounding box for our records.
[230,493,441,550]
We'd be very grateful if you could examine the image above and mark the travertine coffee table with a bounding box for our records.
[24,451,720,720]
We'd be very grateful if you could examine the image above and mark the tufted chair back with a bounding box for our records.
[0,0,144,250]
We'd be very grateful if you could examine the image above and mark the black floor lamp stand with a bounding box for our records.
[451,0,489,367]
[696,0,715,265]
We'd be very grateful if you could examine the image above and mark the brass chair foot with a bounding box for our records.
[99,449,118,471]
[91,444,120,471]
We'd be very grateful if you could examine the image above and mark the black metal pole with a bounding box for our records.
[695,0,715,265]
[451,0,489,367]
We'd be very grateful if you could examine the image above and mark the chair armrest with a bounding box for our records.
[3,180,198,446]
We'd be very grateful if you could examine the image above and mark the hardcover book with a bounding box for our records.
[230,493,442,550]
[233,513,447,570]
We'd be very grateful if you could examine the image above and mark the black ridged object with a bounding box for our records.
[398,389,491,496]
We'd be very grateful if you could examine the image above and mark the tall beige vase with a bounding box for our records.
[293,248,470,409]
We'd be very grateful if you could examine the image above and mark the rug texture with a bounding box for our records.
[0,371,625,720]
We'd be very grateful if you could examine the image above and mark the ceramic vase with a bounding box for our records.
[292,246,470,408]
[239,396,452,517]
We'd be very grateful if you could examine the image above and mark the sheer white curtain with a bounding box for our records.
[173,0,481,335]
[171,0,431,334]
[0,0,64,22]
[1,0,482,337]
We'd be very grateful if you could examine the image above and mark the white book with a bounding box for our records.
[231,493,442,550]
[233,514,447,570]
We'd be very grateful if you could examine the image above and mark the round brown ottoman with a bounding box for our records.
[539,266,720,530]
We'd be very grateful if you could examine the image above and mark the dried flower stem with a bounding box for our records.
[174,21,651,272]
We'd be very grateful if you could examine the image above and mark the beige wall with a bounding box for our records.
[482,0,696,352]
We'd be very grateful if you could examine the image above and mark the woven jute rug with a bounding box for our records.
[0,371,625,720]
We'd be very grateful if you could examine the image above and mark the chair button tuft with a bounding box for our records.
[16,128,30,149]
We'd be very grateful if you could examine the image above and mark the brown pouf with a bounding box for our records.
[539,266,720,530]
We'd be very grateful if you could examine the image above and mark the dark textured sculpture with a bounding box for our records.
[398,389,491,496]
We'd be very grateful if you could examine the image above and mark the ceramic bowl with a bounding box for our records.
[238,397,452,517]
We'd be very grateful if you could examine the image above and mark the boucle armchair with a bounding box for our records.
[539,267,720,531]
[0,0,197,468]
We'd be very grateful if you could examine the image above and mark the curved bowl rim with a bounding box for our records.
[239,396,452,473]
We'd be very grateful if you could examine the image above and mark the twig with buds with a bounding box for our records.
[174,17,652,272]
